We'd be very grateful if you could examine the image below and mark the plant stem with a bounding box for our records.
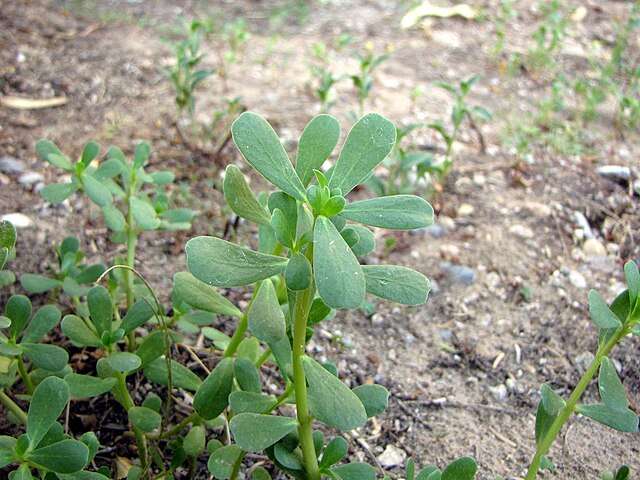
[17,355,34,394]
[291,284,320,480]
[116,372,149,472]
[0,389,27,424]
[524,326,628,480]
[223,286,259,358]
[125,181,138,351]
[148,412,197,440]
[255,347,272,367]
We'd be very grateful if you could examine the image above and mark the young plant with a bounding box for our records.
[19,236,105,299]
[218,18,250,92]
[35,140,195,332]
[0,220,17,287]
[350,46,389,117]
[526,0,569,74]
[428,75,491,180]
[492,0,516,57]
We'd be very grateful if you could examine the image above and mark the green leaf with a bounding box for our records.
[342,195,434,230]
[121,298,155,334]
[274,443,302,470]
[135,330,168,366]
[319,436,347,468]
[186,236,288,288]
[441,457,477,480]
[248,280,286,344]
[328,113,396,195]
[624,261,639,306]
[128,406,161,432]
[296,114,341,186]
[230,413,297,451]
[234,357,261,393]
[81,174,112,207]
[577,403,639,432]
[285,253,312,291]
[81,141,100,165]
[194,358,234,420]
[271,208,294,248]
[130,197,160,230]
[22,305,61,343]
[40,183,77,203]
[9,464,32,480]
[144,358,202,391]
[149,171,175,185]
[6,295,32,338]
[352,384,389,417]
[223,165,272,225]
[599,358,629,410]
[102,204,126,232]
[26,439,89,474]
[87,286,112,336]
[19,274,61,294]
[27,376,69,449]
[588,290,622,330]
[65,373,116,399]
[104,352,141,374]
[94,157,124,179]
[250,466,272,480]
[61,315,101,347]
[133,142,151,169]
[535,384,565,445]
[229,391,276,414]
[313,216,365,309]
[343,225,375,257]
[173,272,241,317]
[0,436,16,468]
[331,463,376,480]
[363,265,430,305]
[0,220,16,250]
[207,444,242,479]
[22,343,69,371]
[302,356,367,431]
[36,139,71,170]
[184,425,206,457]
[231,111,307,201]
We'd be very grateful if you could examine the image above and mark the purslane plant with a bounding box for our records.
[0,220,17,287]
[350,48,389,117]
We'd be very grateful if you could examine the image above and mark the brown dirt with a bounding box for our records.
[1,1,639,479]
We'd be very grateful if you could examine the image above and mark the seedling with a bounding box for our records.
[526,0,569,74]
[218,18,250,92]
[429,75,491,181]
[350,46,389,116]
[19,236,105,299]
[492,0,516,57]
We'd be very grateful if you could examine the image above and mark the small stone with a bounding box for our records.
[574,211,593,239]
[18,172,44,186]
[489,384,508,402]
[0,156,26,174]
[441,262,476,285]
[439,216,455,230]
[509,224,534,239]
[457,203,474,217]
[568,270,587,289]
[523,201,552,218]
[377,445,406,468]
[582,238,606,257]
[1,213,34,228]
[417,224,445,238]
[472,173,486,186]
[574,352,595,374]
[371,313,385,327]
[440,244,460,259]
[454,177,473,194]
[596,165,631,182]
[485,271,501,289]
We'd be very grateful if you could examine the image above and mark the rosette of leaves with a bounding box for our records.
[19,236,106,297]
[525,261,640,479]
[0,295,65,393]
[0,220,17,287]
[0,376,103,478]
[183,111,434,479]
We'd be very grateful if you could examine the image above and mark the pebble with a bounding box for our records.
[574,211,593,239]
[18,172,44,186]
[485,271,501,289]
[457,203,474,217]
[596,165,631,182]
[582,238,606,257]
[509,224,534,239]
[472,173,486,186]
[523,201,552,218]
[377,445,406,468]
[371,313,385,327]
[568,270,587,289]
[417,224,446,238]
[489,384,508,402]
[439,216,455,231]
[1,213,34,228]
[455,177,473,194]
[0,156,26,174]
[441,262,476,285]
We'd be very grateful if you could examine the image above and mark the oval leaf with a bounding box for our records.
[363,265,430,305]
[248,280,286,344]
[27,376,70,449]
[173,272,241,318]
[296,114,341,186]
[193,358,234,420]
[144,358,202,392]
[223,165,272,225]
[129,406,162,432]
[230,413,297,451]
[342,195,434,230]
[65,373,116,399]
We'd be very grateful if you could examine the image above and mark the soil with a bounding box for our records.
[1,1,639,479]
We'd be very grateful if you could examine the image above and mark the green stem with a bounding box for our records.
[268,383,294,412]
[292,284,320,480]
[125,182,138,351]
[224,287,260,358]
[0,389,27,424]
[148,412,197,440]
[255,347,272,367]
[17,355,34,394]
[524,326,628,480]
[116,372,149,472]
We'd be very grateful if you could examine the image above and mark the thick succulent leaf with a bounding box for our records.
[624,261,639,306]
[229,391,276,414]
[35,139,72,170]
[80,141,100,165]
[313,216,365,309]
[331,463,377,480]
[173,272,241,317]
[328,113,396,195]
[577,403,639,432]
[295,114,341,186]
[285,253,312,291]
[20,272,62,293]
[194,358,234,420]
[81,173,112,207]
[6,295,32,338]
[61,315,101,347]
[26,439,89,474]
[22,343,69,371]
[588,290,622,330]
[223,165,272,225]
[343,225,376,257]
[363,265,430,305]
[599,358,629,411]
[319,436,348,468]
[144,358,202,392]
[441,457,477,480]
[129,406,161,432]
[104,352,141,374]
[102,204,126,232]
[186,236,288,288]
[41,183,78,203]
[207,444,243,479]
[22,304,61,343]
[302,356,367,431]
[230,413,297,451]
[535,384,565,445]
[234,357,262,393]
[121,298,155,334]
[352,384,389,418]
[130,197,160,230]
[231,112,306,201]
[248,280,286,344]
[27,376,69,449]
[342,195,434,230]
[65,373,116,399]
